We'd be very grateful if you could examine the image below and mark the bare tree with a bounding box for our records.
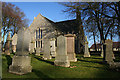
[2,2,28,48]
[83,2,119,43]
[60,2,88,53]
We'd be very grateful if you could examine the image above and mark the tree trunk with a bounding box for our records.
[93,32,97,51]
[76,8,85,54]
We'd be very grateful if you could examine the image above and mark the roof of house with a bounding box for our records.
[113,42,120,48]
[90,42,120,49]
[90,43,102,49]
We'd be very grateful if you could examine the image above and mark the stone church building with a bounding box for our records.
[13,13,83,54]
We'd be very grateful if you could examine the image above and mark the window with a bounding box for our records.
[41,29,42,48]
[36,28,43,48]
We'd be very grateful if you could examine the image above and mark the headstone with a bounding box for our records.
[29,37,35,54]
[109,62,120,70]
[65,34,77,62]
[54,35,70,67]
[101,44,104,57]
[50,38,56,57]
[9,28,32,75]
[84,36,90,57]
[5,32,12,55]
[12,33,17,53]
[35,47,40,56]
[104,39,114,63]
[43,39,51,60]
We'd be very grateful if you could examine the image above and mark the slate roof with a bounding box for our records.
[36,13,79,34]
[55,19,78,33]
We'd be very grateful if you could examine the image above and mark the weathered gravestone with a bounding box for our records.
[84,36,90,57]
[101,44,104,57]
[104,39,114,63]
[29,37,35,54]
[50,38,56,57]
[65,34,77,62]
[35,39,41,56]
[9,28,32,75]
[35,47,40,56]
[54,35,70,67]
[5,32,12,55]
[12,33,17,53]
[43,39,51,60]
[103,40,120,70]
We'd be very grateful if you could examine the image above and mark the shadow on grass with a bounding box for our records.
[77,59,106,65]
[5,55,12,69]
[34,56,54,65]
[32,69,54,80]
[91,57,103,59]
[84,65,109,70]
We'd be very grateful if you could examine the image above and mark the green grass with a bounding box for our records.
[2,53,120,79]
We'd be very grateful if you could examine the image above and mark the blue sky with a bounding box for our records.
[11,2,74,26]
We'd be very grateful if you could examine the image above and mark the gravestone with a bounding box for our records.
[65,34,77,62]
[30,37,35,54]
[5,32,12,55]
[50,38,56,57]
[101,44,104,57]
[104,39,114,63]
[43,39,51,60]
[54,35,70,67]
[84,36,90,57]
[35,47,40,56]
[9,28,32,75]
[109,62,120,70]
[12,33,17,53]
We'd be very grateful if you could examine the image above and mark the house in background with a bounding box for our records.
[90,42,120,52]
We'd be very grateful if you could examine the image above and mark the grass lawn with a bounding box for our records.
[2,53,120,79]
